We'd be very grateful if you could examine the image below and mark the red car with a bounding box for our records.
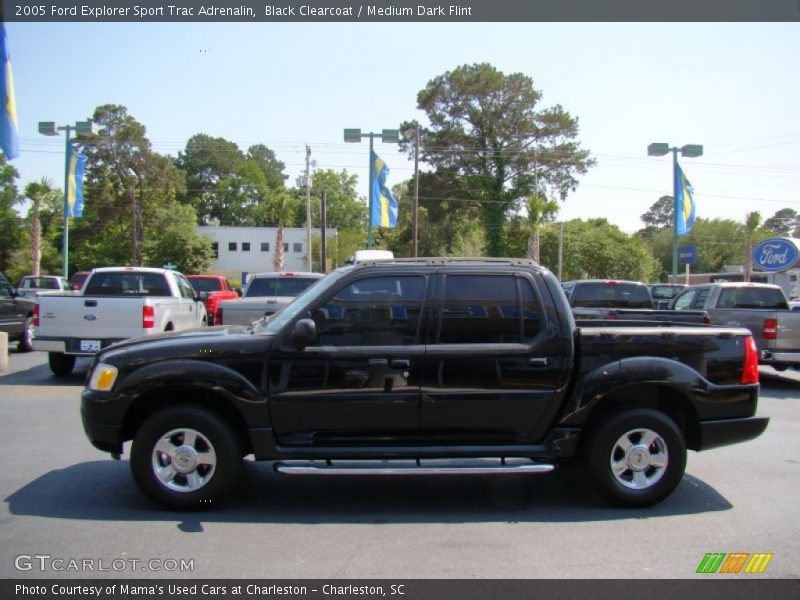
[186,275,239,325]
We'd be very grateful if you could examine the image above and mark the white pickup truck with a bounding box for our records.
[33,267,207,376]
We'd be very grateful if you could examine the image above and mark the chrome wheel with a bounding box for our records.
[610,428,668,490]
[151,428,217,493]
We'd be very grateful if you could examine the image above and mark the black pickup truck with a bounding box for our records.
[81,259,767,510]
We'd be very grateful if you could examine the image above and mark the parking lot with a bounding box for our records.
[1,346,798,579]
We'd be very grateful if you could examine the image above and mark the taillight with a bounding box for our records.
[741,335,759,385]
[33,304,39,327]
[605,311,618,321]
[143,305,155,329]
[703,314,712,325]
[763,318,778,340]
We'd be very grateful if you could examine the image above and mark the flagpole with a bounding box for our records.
[62,126,74,278]
[367,132,375,249]
[672,147,679,279]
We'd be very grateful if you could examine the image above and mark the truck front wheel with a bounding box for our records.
[583,408,686,507]
[48,352,75,377]
[130,406,243,510]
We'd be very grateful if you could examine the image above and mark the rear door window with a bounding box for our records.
[571,282,652,309]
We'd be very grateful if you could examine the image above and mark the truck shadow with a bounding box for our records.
[0,358,89,386]
[4,460,732,527]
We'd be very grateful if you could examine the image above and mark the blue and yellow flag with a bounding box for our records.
[370,151,398,228]
[67,143,87,218]
[0,24,19,160]
[675,163,696,235]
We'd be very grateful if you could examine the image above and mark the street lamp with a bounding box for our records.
[344,127,399,248]
[648,142,703,277]
[39,119,97,277]
[403,124,420,257]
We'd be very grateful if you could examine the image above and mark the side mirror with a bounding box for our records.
[197,291,209,301]
[291,318,317,348]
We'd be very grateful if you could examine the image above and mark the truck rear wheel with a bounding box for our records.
[48,352,75,377]
[583,408,686,507]
[130,406,243,510]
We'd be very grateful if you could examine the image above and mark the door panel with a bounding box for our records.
[420,272,567,443]
[269,273,430,446]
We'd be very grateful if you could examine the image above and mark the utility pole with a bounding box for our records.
[305,145,312,272]
[320,190,327,274]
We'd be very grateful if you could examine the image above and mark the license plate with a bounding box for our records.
[80,340,101,352]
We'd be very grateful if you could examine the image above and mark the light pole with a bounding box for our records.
[344,127,399,248]
[39,119,97,277]
[403,124,421,257]
[647,142,703,278]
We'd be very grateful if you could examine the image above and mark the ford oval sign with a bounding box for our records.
[752,238,800,272]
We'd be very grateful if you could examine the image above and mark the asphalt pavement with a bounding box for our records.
[1,346,798,580]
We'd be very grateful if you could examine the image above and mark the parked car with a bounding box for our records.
[16,274,71,298]
[670,281,800,370]
[0,271,35,352]
[33,267,207,376]
[216,271,323,326]
[564,279,708,324]
[187,274,239,326]
[80,258,767,510]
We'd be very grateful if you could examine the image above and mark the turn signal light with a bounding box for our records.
[741,335,759,385]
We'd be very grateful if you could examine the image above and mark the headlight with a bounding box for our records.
[88,364,118,392]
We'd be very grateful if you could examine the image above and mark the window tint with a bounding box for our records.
[189,278,222,293]
[84,272,172,296]
[175,275,196,299]
[571,282,652,309]
[242,242,251,252]
[228,242,237,251]
[313,276,426,346]
[293,242,302,253]
[245,276,319,298]
[521,279,542,340]
[261,243,270,252]
[212,242,219,258]
[439,275,521,344]
[719,287,788,310]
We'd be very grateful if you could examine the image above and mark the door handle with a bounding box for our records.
[390,359,411,369]
[527,357,549,367]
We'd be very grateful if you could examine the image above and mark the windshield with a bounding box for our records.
[245,276,320,298]
[189,278,225,293]
[259,270,346,334]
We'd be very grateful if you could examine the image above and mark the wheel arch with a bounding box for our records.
[579,382,702,452]
[120,386,253,456]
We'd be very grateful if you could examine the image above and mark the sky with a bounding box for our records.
[5,21,800,234]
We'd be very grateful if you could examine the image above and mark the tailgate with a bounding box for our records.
[38,296,146,340]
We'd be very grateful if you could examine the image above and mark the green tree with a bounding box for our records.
[175,134,245,224]
[637,195,673,241]
[406,63,594,256]
[539,219,660,282]
[763,208,799,237]
[0,154,22,274]
[23,178,61,276]
[71,104,211,272]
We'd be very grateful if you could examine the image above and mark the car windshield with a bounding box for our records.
[651,285,686,300]
[258,271,345,334]
[245,276,319,298]
[572,282,653,309]
[84,272,171,296]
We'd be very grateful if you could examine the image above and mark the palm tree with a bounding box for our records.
[742,211,762,282]
[23,178,58,276]
[270,192,298,272]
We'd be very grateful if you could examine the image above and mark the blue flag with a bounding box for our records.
[0,24,19,160]
[675,163,696,235]
[67,143,87,218]
[370,151,398,228]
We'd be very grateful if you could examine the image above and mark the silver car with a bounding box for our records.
[216,272,324,326]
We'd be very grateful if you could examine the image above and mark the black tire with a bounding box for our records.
[583,408,686,508]
[48,352,76,377]
[130,406,243,510]
[18,316,34,352]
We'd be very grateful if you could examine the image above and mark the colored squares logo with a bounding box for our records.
[697,553,773,574]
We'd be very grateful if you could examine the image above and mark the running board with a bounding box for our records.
[274,458,555,476]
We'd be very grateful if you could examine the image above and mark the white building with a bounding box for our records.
[197,226,336,282]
